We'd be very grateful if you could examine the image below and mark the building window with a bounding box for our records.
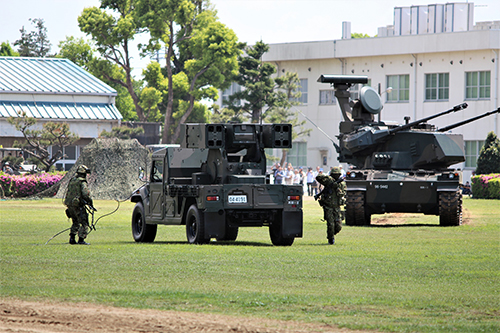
[386,74,410,102]
[64,145,77,160]
[319,90,336,105]
[465,71,490,100]
[298,79,308,104]
[287,142,307,167]
[425,73,449,101]
[221,82,241,106]
[465,140,484,168]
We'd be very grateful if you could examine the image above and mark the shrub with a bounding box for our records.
[0,172,65,198]
[0,173,14,197]
[488,178,500,199]
[471,173,500,199]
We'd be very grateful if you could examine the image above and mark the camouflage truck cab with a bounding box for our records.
[130,123,303,246]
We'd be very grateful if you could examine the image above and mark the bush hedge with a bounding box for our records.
[471,173,500,199]
[0,172,65,198]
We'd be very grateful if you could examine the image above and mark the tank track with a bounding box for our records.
[439,190,463,226]
[345,191,371,226]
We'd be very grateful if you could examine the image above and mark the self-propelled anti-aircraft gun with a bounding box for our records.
[318,74,499,226]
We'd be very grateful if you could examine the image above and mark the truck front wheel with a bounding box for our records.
[132,202,157,243]
[186,204,209,244]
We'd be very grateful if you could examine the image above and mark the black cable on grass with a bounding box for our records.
[44,193,135,245]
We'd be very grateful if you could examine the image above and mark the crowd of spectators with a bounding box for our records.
[270,163,346,196]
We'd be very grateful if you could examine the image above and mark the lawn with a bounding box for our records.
[0,196,499,332]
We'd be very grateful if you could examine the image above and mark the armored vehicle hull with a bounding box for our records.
[345,169,462,226]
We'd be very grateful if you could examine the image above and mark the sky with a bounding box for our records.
[1,0,499,76]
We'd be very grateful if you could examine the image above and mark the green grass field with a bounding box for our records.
[1,196,499,332]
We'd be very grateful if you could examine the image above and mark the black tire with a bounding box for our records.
[216,225,239,242]
[132,202,157,242]
[439,191,462,226]
[345,191,371,226]
[186,204,209,244]
[269,217,294,246]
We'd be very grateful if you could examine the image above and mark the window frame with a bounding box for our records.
[465,71,491,100]
[298,79,308,104]
[319,89,336,105]
[425,73,449,102]
[464,140,485,168]
[286,141,307,167]
[386,74,410,103]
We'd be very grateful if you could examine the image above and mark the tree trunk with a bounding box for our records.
[171,67,209,143]
[162,26,175,144]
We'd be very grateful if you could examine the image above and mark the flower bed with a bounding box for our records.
[0,172,65,198]
[471,173,500,199]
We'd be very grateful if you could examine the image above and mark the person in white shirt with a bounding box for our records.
[284,165,294,185]
[306,167,315,196]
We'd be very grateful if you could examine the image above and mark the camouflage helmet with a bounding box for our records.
[76,164,90,175]
[330,166,341,176]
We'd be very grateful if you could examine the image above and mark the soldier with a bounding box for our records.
[315,166,346,245]
[64,165,93,245]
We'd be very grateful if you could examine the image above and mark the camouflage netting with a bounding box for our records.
[50,138,150,201]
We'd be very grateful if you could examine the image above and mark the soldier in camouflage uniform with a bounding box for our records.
[315,166,346,245]
[64,165,93,245]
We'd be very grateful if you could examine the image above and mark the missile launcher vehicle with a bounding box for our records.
[130,123,303,245]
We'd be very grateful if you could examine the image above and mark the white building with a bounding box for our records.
[0,57,122,171]
[258,2,499,181]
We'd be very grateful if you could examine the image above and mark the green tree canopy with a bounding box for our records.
[227,41,277,123]
[351,32,371,39]
[265,71,311,165]
[99,126,144,139]
[14,18,51,57]
[78,1,146,121]
[476,131,500,174]
[57,36,137,121]
[136,0,241,143]
[8,112,79,172]
[0,42,19,56]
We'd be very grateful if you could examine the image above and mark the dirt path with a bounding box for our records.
[0,299,373,333]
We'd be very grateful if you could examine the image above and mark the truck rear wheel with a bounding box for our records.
[345,191,371,226]
[186,204,209,244]
[132,202,157,242]
[439,191,462,226]
[269,218,294,246]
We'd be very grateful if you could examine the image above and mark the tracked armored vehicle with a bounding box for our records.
[318,74,499,226]
[130,123,303,245]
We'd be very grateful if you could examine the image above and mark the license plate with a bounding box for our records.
[228,195,247,204]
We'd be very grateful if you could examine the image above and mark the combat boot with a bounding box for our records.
[78,237,90,245]
[69,235,77,245]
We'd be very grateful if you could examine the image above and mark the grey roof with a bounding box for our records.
[0,56,117,96]
[0,101,122,120]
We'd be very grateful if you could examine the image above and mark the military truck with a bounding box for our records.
[318,74,499,226]
[130,123,303,245]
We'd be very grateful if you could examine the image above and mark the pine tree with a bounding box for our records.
[475,131,500,174]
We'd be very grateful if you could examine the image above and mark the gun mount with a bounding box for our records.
[318,74,499,227]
